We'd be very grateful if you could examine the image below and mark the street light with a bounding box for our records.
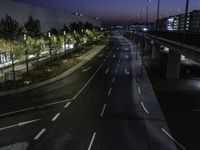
[24,34,29,74]
[63,30,67,56]
[156,0,160,31]
[183,0,189,43]
[48,32,52,61]
[145,0,151,27]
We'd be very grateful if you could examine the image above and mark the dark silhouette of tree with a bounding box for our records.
[0,15,23,82]
[83,22,94,30]
[70,21,84,33]
[0,15,23,40]
[60,25,69,34]
[24,16,41,38]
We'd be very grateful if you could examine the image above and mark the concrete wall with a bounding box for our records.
[0,0,102,32]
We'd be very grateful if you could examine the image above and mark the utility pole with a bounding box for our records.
[146,0,151,26]
[156,0,160,31]
[183,0,189,43]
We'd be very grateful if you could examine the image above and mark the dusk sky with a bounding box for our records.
[16,0,200,24]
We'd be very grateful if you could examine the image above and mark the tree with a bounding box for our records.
[0,15,23,40]
[0,15,23,82]
[69,21,84,33]
[24,16,41,38]
[83,22,94,30]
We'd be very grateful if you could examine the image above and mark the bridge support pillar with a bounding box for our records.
[167,49,181,79]
[144,40,151,51]
[152,43,161,60]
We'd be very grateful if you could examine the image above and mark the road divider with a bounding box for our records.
[112,77,116,83]
[161,128,186,150]
[105,68,109,74]
[108,87,112,96]
[137,86,141,94]
[0,118,41,132]
[141,102,149,114]
[100,104,107,117]
[73,64,103,100]
[34,128,46,140]
[64,102,71,109]
[88,132,96,150]
[51,113,61,122]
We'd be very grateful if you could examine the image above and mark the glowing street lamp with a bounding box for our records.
[183,0,189,43]
[146,0,151,26]
[63,30,67,55]
[156,0,160,31]
[48,32,52,61]
[24,34,29,74]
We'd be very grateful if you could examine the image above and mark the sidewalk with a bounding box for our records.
[124,37,177,150]
[0,45,106,97]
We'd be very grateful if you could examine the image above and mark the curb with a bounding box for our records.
[0,45,106,97]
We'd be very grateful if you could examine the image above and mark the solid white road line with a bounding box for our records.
[100,104,107,117]
[34,128,46,140]
[51,113,61,122]
[88,132,96,150]
[137,86,141,94]
[161,128,186,150]
[0,124,17,131]
[82,66,92,72]
[0,107,35,117]
[112,77,116,83]
[18,118,41,126]
[64,102,71,109]
[108,87,112,96]
[141,102,149,114]
[105,68,109,74]
[38,98,73,108]
[73,64,103,100]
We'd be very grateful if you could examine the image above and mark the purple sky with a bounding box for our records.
[15,0,200,24]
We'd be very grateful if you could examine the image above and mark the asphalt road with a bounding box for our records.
[0,36,172,150]
[144,47,200,150]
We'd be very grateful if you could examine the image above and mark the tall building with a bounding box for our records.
[156,10,200,33]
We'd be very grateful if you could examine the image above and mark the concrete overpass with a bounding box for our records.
[127,31,200,79]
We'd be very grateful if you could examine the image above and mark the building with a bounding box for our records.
[0,0,101,32]
[0,0,102,65]
[156,10,200,33]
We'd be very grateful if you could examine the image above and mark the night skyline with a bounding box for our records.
[15,0,200,24]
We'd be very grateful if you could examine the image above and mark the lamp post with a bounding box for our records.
[24,34,29,74]
[63,30,67,56]
[156,0,160,31]
[146,0,151,27]
[48,32,52,62]
[183,0,189,43]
